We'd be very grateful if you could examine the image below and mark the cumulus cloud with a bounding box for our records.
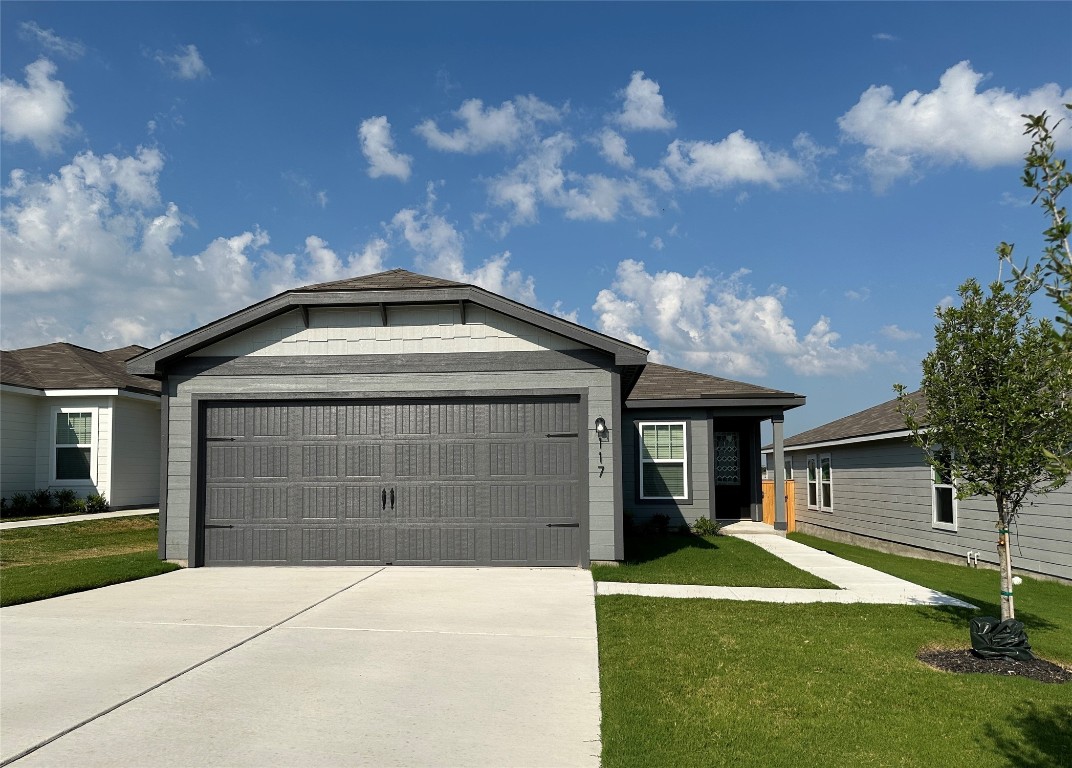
[663,131,804,189]
[615,71,675,131]
[359,115,413,180]
[592,260,889,377]
[155,44,211,80]
[19,22,85,59]
[845,287,871,302]
[596,128,634,169]
[488,132,654,227]
[0,58,75,152]
[880,324,921,341]
[0,148,388,349]
[415,95,561,153]
[390,189,537,305]
[839,61,1072,189]
[873,32,898,42]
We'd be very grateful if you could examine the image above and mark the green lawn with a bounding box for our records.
[0,515,179,606]
[597,535,1072,768]
[592,533,836,589]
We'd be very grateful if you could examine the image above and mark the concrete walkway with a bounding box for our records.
[597,532,975,608]
[0,508,158,530]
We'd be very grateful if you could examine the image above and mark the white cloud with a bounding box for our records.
[873,32,898,42]
[596,128,634,169]
[880,324,921,341]
[415,95,561,153]
[19,22,85,59]
[591,260,889,377]
[551,301,579,324]
[155,44,211,80]
[359,116,413,181]
[390,190,537,305]
[615,71,675,131]
[838,61,1072,189]
[488,132,655,227]
[281,171,330,208]
[0,58,74,153]
[845,287,871,302]
[650,236,664,251]
[663,131,804,189]
[0,148,387,349]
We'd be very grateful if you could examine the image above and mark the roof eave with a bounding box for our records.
[626,395,806,410]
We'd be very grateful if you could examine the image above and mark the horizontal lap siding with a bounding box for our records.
[622,409,711,526]
[789,440,1072,581]
[0,392,39,497]
[109,398,161,507]
[165,368,615,563]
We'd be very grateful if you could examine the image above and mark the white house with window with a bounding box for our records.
[766,391,1072,583]
[0,343,161,508]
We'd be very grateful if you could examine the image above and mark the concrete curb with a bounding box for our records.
[0,509,159,530]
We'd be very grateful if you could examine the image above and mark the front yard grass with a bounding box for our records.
[592,533,836,589]
[0,515,179,606]
[597,534,1072,767]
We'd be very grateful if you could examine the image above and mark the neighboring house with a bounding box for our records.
[764,392,1072,582]
[1,343,162,508]
[128,269,804,567]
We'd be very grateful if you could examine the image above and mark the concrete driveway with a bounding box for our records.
[1,568,601,767]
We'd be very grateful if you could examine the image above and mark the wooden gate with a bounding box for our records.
[761,479,795,531]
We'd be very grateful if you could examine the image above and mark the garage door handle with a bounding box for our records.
[390,488,395,509]
[546,523,579,528]
[545,432,578,437]
[382,488,387,510]
[204,524,234,529]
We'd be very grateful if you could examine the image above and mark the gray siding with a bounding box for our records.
[1,391,39,497]
[109,397,160,507]
[165,368,615,563]
[789,438,1072,581]
[622,409,711,527]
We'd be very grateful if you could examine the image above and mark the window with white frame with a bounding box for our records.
[639,422,688,499]
[807,453,832,511]
[784,457,793,481]
[931,449,957,530]
[53,408,96,482]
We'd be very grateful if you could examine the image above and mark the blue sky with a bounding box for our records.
[2,2,1070,436]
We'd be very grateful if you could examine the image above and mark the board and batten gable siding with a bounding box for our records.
[788,439,1072,581]
[1,390,39,497]
[109,397,161,507]
[164,368,617,563]
[190,305,585,358]
[622,409,712,526]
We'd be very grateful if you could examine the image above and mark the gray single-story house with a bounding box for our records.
[0,343,161,508]
[764,391,1072,582]
[129,269,804,567]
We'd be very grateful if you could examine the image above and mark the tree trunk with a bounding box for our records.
[997,498,1015,621]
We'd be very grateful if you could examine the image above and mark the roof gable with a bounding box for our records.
[129,269,649,375]
[625,362,804,409]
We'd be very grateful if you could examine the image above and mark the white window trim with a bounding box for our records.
[784,457,793,481]
[807,453,833,512]
[51,406,98,485]
[638,421,689,500]
[930,449,958,531]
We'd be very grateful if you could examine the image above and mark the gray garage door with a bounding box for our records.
[199,397,583,566]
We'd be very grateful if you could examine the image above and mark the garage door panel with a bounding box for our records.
[201,398,582,566]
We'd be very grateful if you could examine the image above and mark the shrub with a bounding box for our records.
[69,498,88,514]
[692,517,722,537]
[29,489,54,515]
[9,493,30,515]
[54,488,78,512]
[85,493,110,514]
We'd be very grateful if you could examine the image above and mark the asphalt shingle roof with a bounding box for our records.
[299,268,467,292]
[1,343,159,395]
[784,390,927,447]
[626,362,801,401]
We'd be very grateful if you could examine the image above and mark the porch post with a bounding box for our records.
[772,416,788,531]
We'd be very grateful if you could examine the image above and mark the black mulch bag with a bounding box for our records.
[969,616,1035,662]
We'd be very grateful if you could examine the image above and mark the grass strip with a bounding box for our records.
[592,533,836,589]
[1,515,161,566]
[597,596,1071,768]
[1,551,180,606]
[789,532,1072,662]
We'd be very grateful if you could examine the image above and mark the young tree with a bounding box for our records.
[896,277,1071,620]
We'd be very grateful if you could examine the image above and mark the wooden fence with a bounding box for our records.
[761,479,796,531]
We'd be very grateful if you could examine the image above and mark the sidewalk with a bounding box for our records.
[596,531,975,608]
[0,508,159,530]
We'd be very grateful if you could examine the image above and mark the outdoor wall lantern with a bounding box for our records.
[594,416,608,441]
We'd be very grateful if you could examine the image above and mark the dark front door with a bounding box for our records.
[199,397,583,566]
[713,430,749,519]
